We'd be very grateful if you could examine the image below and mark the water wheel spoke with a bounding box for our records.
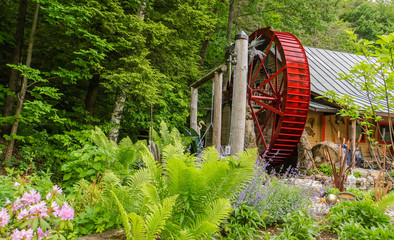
[252,98,284,116]
[255,65,286,93]
[251,38,274,86]
[249,102,267,149]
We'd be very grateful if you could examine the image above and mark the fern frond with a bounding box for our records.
[102,171,122,188]
[109,189,133,240]
[201,147,220,165]
[145,195,178,239]
[190,198,232,237]
[141,150,163,183]
[92,126,118,151]
[128,212,147,240]
[162,143,185,164]
[119,136,134,147]
[141,183,160,206]
[177,229,196,240]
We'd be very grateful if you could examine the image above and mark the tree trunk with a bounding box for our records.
[5,2,39,162]
[85,74,100,117]
[107,89,126,142]
[2,0,28,130]
[226,0,236,42]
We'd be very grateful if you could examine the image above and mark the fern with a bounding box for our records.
[190,198,232,237]
[109,189,133,240]
[145,195,178,239]
[129,212,146,240]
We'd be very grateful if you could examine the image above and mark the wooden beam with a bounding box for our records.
[190,87,199,135]
[230,31,248,156]
[213,71,223,151]
[190,64,227,88]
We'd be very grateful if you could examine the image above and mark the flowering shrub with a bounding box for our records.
[0,185,74,240]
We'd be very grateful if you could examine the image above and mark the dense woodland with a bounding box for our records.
[0,0,393,173]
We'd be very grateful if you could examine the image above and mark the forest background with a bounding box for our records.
[0,0,393,177]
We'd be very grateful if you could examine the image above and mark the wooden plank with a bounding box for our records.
[213,71,223,150]
[190,64,227,88]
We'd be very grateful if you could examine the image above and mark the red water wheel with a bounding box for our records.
[247,27,310,164]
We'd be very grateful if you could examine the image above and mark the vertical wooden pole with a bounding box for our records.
[213,71,223,151]
[230,31,248,155]
[190,87,199,135]
[351,119,356,166]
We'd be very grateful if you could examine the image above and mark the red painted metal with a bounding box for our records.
[247,27,310,164]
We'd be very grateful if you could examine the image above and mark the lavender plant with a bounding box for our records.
[234,160,314,225]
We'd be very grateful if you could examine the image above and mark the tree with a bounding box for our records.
[340,0,394,41]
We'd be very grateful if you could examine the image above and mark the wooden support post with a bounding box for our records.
[190,87,199,135]
[230,31,248,156]
[213,71,223,151]
[351,119,356,166]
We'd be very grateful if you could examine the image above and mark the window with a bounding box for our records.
[378,122,394,143]
[347,120,366,142]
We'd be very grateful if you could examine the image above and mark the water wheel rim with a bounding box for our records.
[248,27,311,164]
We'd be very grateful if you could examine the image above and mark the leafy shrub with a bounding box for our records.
[328,199,392,232]
[272,210,321,240]
[221,205,266,239]
[326,187,340,196]
[336,220,394,240]
[318,163,338,176]
[353,171,362,178]
[61,127,142,187]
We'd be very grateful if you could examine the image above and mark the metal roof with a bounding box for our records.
[303,47,385,112]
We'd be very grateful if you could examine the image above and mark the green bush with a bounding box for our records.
[328,199,392,233]
[272,210,322,240]
[337,220,394,240]
[221,205,265,239]
[318,163,338,176]
[353,171,362,178]
[346,187,367,200]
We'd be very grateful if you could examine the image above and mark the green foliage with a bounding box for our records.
[318,163,338,176]
[326,187,340,196]
[93,145,256,239]
[377,190,394,210]
[61,127,142,186]
[221,205,265,240]
[328,199,392,233]
[336,220,394,240]
[353,171,362,178]
[272,210,321,240]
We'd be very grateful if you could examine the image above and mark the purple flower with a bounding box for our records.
[0,208,10,227]
[51,202,60,217]
[46,193,51,201]
[12,197,22,211]
[14,182,20,187]
[5,198,11,205]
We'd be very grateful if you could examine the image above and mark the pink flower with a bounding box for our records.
[12,197,22,211]
[11,228,34,240]
[5,198,11,205]
[0,208,10,227]
[17,208,30,221]
[58,202,74,221]
[36,227,50,239]
[29,201,49,218]
[53,185,63,195]
[51,201,60,217]
[46,193,51,201]
[21,189,41,206]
